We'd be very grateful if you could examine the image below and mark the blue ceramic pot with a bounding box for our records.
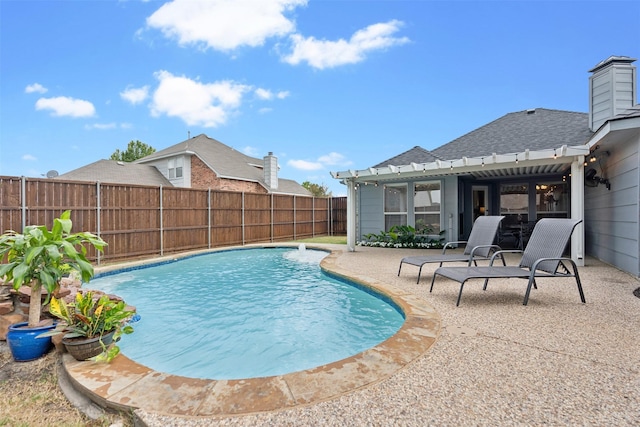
[6,322,56,362]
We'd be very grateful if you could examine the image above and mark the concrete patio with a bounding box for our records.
[68,245,639,426]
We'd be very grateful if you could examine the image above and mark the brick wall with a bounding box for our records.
[190,156,267,193]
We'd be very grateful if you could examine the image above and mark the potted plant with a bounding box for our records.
[0,210,107,361]
[44,291,135,362]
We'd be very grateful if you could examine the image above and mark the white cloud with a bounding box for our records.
[258,107,273,114]
[254,88,290,101]
[282,20,409,69]
[255,88,273,100]
[35,96,96,118]
[22,154,37,161]
[85,123,117,130]
[25,83,47,94]
[318,152,352,166]
[146,0,307,52]
[150,70,251,127]
[287,159,323,171]
[288,151,352,171]
[243,146,260,156]
[120,85,150,104]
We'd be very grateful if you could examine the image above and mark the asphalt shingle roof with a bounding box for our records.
[137,134,311,196]
[372,108,594,167]
[431,108,593,161]
[373,146,441,168]
[56,160,172,186]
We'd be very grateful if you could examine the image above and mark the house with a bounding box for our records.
[58,134,312,196]
[332,56,640,277]
[56,159,173,186]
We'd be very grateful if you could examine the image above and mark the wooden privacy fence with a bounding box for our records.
[0,176,347,264]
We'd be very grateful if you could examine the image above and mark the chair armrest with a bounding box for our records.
[469,244,502,257]
[442,241,467,254]
[530,257,579,274]
[489,250,523,266]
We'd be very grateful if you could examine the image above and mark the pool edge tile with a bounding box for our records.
[65,245,442,418]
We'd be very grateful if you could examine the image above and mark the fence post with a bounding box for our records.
[96,182,101,265]
[293,195,296,240]
[270,193,274,242]
[329,197,332,236]
[312,197,315,237]
[21,176,26,231]
[159,185,164,256]
[208,188,212,249]
[242,191,245,245]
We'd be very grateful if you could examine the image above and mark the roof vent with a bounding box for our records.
[526,109,536,114]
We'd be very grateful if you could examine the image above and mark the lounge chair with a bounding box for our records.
[430,218,585,306]
[398,215,505,284]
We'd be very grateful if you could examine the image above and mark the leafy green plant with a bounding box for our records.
[44,291,135,362]
[0,210,107,327]
[358,224,445,248]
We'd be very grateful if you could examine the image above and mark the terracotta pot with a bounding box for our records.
[62,330,115,361]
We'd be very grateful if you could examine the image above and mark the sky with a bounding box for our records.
[1,1,639,197]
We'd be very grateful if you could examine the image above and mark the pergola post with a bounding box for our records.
[571,156,585,266]
[346,179,357,251]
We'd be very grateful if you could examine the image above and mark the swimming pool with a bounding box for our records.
[91,247,405,380]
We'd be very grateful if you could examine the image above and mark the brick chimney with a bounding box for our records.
[263,152,278,191]
[589,56,637,131]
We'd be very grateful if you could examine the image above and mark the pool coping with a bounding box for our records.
[61,244,441,418]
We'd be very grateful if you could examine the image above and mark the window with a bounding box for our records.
[414,181,441,234]
[536,182,568,219]
[384,184,407,231]
[168,157,183,179]
[500,183,529,225]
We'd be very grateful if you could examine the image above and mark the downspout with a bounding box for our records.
[571,156,585,267]
[346,179,357,251]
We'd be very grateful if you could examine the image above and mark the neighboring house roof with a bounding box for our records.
[56,159,172,186]
[374,146,441,168]
[137,134,311,196]
[431,108,594,161]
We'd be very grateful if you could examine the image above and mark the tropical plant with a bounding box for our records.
[0,210,107,327]
[44,291,135,362]
[358,224,445,248]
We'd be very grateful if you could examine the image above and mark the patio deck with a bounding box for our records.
[64,245,639,426]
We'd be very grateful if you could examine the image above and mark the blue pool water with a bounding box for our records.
[91,247,404,380]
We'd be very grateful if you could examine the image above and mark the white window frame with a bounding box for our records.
[413,181,441,234]
[168,157,183,179]
[383,183,408,231]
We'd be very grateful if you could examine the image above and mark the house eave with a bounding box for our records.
[331,145,590,183]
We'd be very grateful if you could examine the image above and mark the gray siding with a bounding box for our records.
[358,185,384,239]
[585,135,640,276]
[441,176,460,243]
[590,62,637,131]
[356,177,459,242]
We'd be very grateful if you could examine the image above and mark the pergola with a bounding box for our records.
[332,144,591,266]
